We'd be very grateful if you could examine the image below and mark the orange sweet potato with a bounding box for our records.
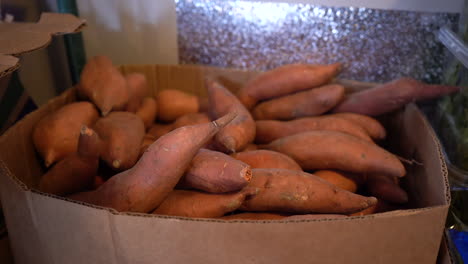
[157,89,200,122]
[135,97,158,129]
[262,131,405,178]
[237,63,341,109]
[366,175,408,204]
[241,169,377,214]
[78,55,129,116]
[332,77,460,116]
[330,113,386,140]
[242,144,258,151]
[206,79,256,153]
[153,189,255,218]
[255,116,372,144]
[314,170,362,193]
[38,126,100,196]
[93,112,145,171]
[231,150,302,171]
[147,123,174,139]
[220,213,286,220]
[33,101,99,167]
[67,113,236,213]
[172,112,211,130]
[252,84,345,120]
[125,73,149,112]
[139,134,157,156]
[178,149,252,193]
[285,214,347,220]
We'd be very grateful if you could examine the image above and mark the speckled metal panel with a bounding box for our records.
[175,0,459,83]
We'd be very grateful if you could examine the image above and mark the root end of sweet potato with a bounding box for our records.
[242,167,253,182]
[112,159,121,169]
[80,125,93,136]
[213,112,237,128]
[366,197,378,207]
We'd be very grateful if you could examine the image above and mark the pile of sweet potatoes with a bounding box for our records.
[32,56,460,220]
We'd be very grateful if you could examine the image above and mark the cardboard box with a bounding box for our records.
[0,12,452,264]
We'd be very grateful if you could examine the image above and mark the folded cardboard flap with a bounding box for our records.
[0,64,451,264]
[0,13,86,78]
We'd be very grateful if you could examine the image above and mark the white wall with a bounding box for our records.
[77,0,178,65]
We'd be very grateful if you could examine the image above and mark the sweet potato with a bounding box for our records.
[314,170,361,193]
[67,113,236,213]
[241,169,377,214]
[153,189,255,218]
[135,97,158,129]
[332,77,461,116]
[93,175,106,190]
[349,200,397,216]
[125,73,149,112]
[33,102,99,167]
[78,55,129,116]
[157,89,200,122]
[147,123,174,139]
[330,113,386,140]
[237,63,341,109]
[93,112,145,171]
[38,126,100,196]
[252,84,345,120]
[220,213,286,220]
[139,134,157,156]
[255,116,372,144]
[366,175,408,204]
[178,149,252,193]
[172,112,211,130]
[231,150,302,171]
[262,131,405,178]
[207,79,256,153]
[242,144,258,151]
[285,214,347,220]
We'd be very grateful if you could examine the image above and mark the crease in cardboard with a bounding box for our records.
[107,212,124,264]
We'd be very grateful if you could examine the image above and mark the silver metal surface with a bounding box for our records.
[176,0,458,83]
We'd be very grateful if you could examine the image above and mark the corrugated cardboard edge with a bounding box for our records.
[0,12,86,78]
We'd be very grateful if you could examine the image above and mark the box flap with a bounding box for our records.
[0,13,86,78]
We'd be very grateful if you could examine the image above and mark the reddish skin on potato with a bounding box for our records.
[330,113,386,140]
[93,175,106,190]
[139,134,157,156]
[157,89,200,122]
[220,213,287,220]
[33,102,99,167]
[172,112,211,130]
[68,113,236,213]
[78,55,129,116]
[39,126,100,196]
[93,112,145,171]
[237,63,342,110]
[242,144,258,151]
[206,79,256,153]
[262,131,406,178]
[285,214,347,220]
[125,73,149,112]
[252,84,345,120]
[147,123,174,139]
[255,116,372,144]
[136,97,158,129]
[153,189,255,218]
[366,175,408,204]
[332,77,461,116]
[178,149,252,193]
[349,199,399,216]
[241,169,377,214]
[314,170,360,193]
[231,150,302,171]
